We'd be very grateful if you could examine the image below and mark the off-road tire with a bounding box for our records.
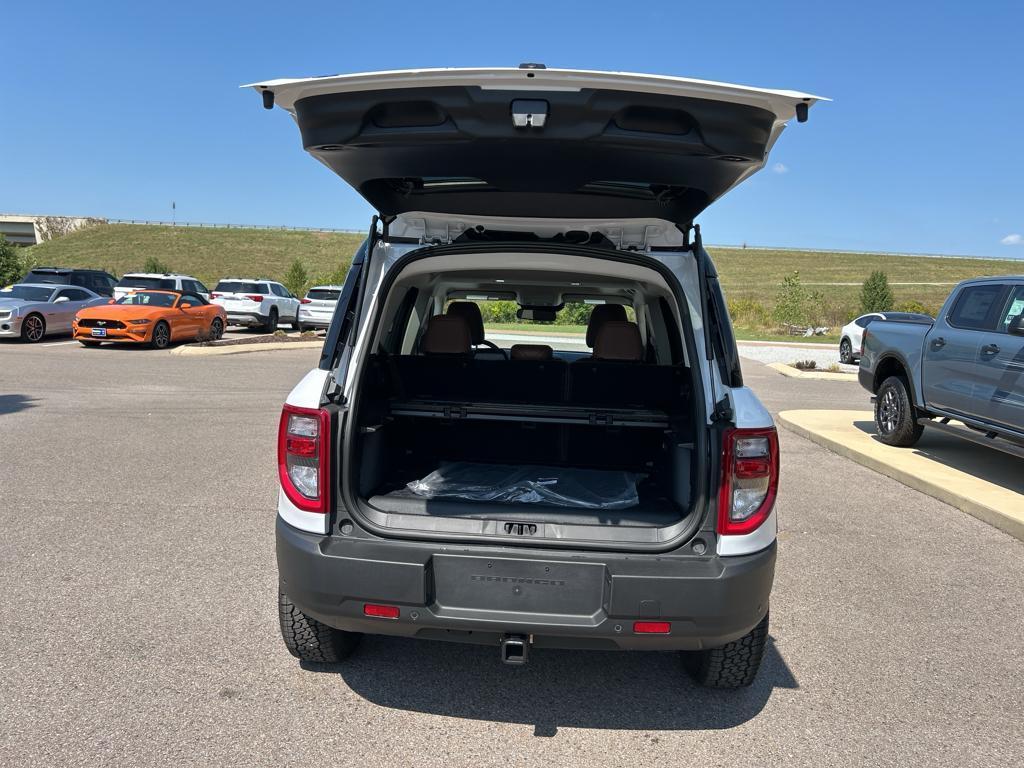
[278,590,361,663]
[874,375,924,447]
[839,338,854,364]
[683,611,769,688]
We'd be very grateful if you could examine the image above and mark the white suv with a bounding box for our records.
[114,273,210,301]
[297,285,343,332]
[211,278,300,331]
[256,66,822,687]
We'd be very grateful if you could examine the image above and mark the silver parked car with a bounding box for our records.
[0,283,107,343]
[296,285,342,332]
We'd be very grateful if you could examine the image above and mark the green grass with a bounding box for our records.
[484,323,587,335]
[23,224,364,289]
[22,224,1023,330]
[707,245,1021,311]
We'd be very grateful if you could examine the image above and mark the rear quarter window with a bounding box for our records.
[949,284,1007,331]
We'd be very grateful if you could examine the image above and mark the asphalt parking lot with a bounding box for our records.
[1,341,1022,767]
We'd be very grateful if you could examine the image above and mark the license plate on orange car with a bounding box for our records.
[91,328,106,337]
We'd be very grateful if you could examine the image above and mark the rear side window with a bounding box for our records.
[24,270,67,285]
[307,288,341,301]
[215,281,267,294]
[949,284,1007,331]
[118,276,175,290]
[855,315,880,328]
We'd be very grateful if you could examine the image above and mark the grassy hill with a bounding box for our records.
[21,223,1022,337]
[23,224,365,289]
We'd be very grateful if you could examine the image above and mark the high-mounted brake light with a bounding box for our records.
[718,427,779,536]
[278,404,330,513]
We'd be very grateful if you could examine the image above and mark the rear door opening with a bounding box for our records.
[339,241,710,550]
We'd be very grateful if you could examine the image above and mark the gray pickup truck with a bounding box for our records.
[859,276,1024,457]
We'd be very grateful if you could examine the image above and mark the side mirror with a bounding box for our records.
[180,302,192,309]
[1009,315,1024,336]
[54,296,69,304]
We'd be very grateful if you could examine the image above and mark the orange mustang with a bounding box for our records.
[73,289,226,349]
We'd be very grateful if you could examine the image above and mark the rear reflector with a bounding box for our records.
[633,621,671,634]
[363,604,400,619]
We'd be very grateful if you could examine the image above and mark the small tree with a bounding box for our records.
[860,270,894,314]
[142,256,172,274]
[283,258,309,298]
[0,236,24,287]
[772,271,811,326]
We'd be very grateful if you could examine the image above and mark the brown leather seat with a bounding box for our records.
[420,315,472,355]
[592,320,643,362]
[510,344,553,361]
[585,304,628,347]
[447,301,506,359]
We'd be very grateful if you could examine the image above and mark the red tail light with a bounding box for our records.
[210,292,222,299]
[718,427,779,536]
[247,294,264,303]
[278,404,330,514]
[300,298,312,304]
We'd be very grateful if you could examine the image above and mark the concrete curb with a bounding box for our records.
[767,362,858,381]
[171,341,323,356]
[778,409,1024,542]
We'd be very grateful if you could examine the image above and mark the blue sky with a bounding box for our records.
[3,0,1022,258]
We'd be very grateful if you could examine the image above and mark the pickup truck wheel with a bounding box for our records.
[682,611,769,688]
[839,338,854,364]
[875,376,924,447]
[278,590,361,663]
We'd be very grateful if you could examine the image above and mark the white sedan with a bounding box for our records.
[839,311,933,364]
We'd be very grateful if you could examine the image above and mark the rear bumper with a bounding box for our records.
[225,312,266,326]
[276,517,775,651]
[297,309,332,328]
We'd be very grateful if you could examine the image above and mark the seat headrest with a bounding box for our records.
[446,301,485,345]
[586,304,628,347]
[592,321,643,362]
[421,315,472,355]
[510,344,553,361]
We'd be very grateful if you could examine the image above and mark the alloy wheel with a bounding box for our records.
[23,315,45,343]
[878,387,900,434]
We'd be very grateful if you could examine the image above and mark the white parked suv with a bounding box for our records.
[211,278,300,331]
[114,273,211,301]
[839,311,933,364]
[256,66,823,687]
[297,285,343,332]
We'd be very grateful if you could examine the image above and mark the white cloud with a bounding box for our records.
[1001,233,1023,246]
[772,162,789,174]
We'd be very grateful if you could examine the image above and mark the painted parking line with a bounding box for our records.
[40,340,79,347]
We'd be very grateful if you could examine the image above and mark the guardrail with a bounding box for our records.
[108,218,363,234]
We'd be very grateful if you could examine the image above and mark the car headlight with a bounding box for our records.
[128,319,152,325]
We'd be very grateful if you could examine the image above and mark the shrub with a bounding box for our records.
[793,359,818,370]
[0,235,24,287]
[142,256,172,274]
[283,258,309,298]
[728,298,771,329]
[895,299,930,315]
[860,270,895,314]
[773,272,813,326]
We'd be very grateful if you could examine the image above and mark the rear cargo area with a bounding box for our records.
[352,353,698,534]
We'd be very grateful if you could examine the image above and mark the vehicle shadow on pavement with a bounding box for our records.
[853,420,1024,493]
[303,635,796,734]
[0,393,39,416]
